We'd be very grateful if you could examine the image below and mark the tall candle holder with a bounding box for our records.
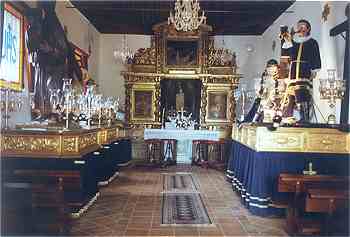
[62,78,73,130]
[319,69,346,124]
[1,87,24,129]
[85,85,96,128]
[95,94,103,127]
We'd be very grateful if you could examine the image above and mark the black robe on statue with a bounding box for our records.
[281,37,321,122]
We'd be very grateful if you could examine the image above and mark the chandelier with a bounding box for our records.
[168,0,206,32]
[113,35,134,64]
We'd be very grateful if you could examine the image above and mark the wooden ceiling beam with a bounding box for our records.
[71,0,295,35]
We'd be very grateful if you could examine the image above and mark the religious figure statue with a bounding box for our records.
[26,1,82,120]
[280,19,321,123]
[241,59,282,123]
[175,85,184,111]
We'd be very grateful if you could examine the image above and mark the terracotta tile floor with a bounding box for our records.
[71,165,288,236]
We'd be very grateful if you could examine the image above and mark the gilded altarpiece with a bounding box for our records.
[122,22,241,138]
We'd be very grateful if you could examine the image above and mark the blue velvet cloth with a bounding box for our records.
[112,139,132,166]
[226,140,349,216]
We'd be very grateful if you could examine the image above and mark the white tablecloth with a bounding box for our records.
[144,129,220,164]
[144,129,220,141]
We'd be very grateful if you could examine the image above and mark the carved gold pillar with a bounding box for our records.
[124,79,132,126]
[155,32,162,74]
[229,84,236,122]
[200,77,208,126]
[230,76,240,122]
[154,76,161,124]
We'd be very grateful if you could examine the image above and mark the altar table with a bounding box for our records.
[144,129,220,164]
[226,124,349,216]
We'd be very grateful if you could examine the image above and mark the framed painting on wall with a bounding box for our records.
[0,3,24,91]
[208,92,227,120]
[132,90,154,120]
[166,40,198,66]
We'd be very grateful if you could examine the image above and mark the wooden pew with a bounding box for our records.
[306,188,349,235]
[30,174,71,235]
[278,173,349,235]
[1,169,90,235]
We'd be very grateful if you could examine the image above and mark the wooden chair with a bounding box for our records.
[144,139,162,165]
[162,139,177,166]
[207,139,226,170]
[192,140,209,168]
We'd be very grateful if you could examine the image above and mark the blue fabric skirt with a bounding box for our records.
[226,140,349,216]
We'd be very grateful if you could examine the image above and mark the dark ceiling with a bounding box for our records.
[71,1,295,35]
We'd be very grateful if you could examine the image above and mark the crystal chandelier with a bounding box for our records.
[168,0,206,32]
[113,35,134,64]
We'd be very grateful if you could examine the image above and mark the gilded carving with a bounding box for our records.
[125,83,132,125]
[63,137,76,153]
[307,134,347,153]
[97,130,107,145]
[234,124,349,154]
[200,83,208,125]
[133,47,156,65]
[155,81,161,123]
[3,136,60,153]
[78,133,97,150]
[107,129,117,142]
[120,21,239,137]
[207,39,237,67]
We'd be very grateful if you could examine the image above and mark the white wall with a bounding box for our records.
[261,1,349,123]
[98,34,151,106]
[214,36,264,90]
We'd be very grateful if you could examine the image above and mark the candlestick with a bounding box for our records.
[162,108,165,129]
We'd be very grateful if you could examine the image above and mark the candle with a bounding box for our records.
[309,162,313,172]
[162,108,165,128]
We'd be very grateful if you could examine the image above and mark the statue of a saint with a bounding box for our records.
[26,1,82,120]
[176,86,184,111]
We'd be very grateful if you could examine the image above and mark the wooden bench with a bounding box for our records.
[305,188,349,235]
[278,173,349,235]
[1,167,101,235]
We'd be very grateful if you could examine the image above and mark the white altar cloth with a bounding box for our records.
[144,129,220,141]
[144,129,220,164]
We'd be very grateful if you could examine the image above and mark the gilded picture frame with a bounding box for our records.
[205,86,233,123]
[163,37,202,74]
[131,84,156,122]
[166,40,198,66]
[0,3,24,91]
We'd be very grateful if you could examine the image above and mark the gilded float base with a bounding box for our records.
[232,124,349,154]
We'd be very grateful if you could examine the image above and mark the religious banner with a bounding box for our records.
[0,3,23,90]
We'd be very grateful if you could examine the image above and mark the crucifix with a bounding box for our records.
[330,3,349,124]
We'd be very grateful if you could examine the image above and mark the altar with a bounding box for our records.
[121,20,240,140]
[144,128,220,163]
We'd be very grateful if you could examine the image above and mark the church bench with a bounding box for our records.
[305,188,349,235]
[1,171,74,235]
[278,173,349,235]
